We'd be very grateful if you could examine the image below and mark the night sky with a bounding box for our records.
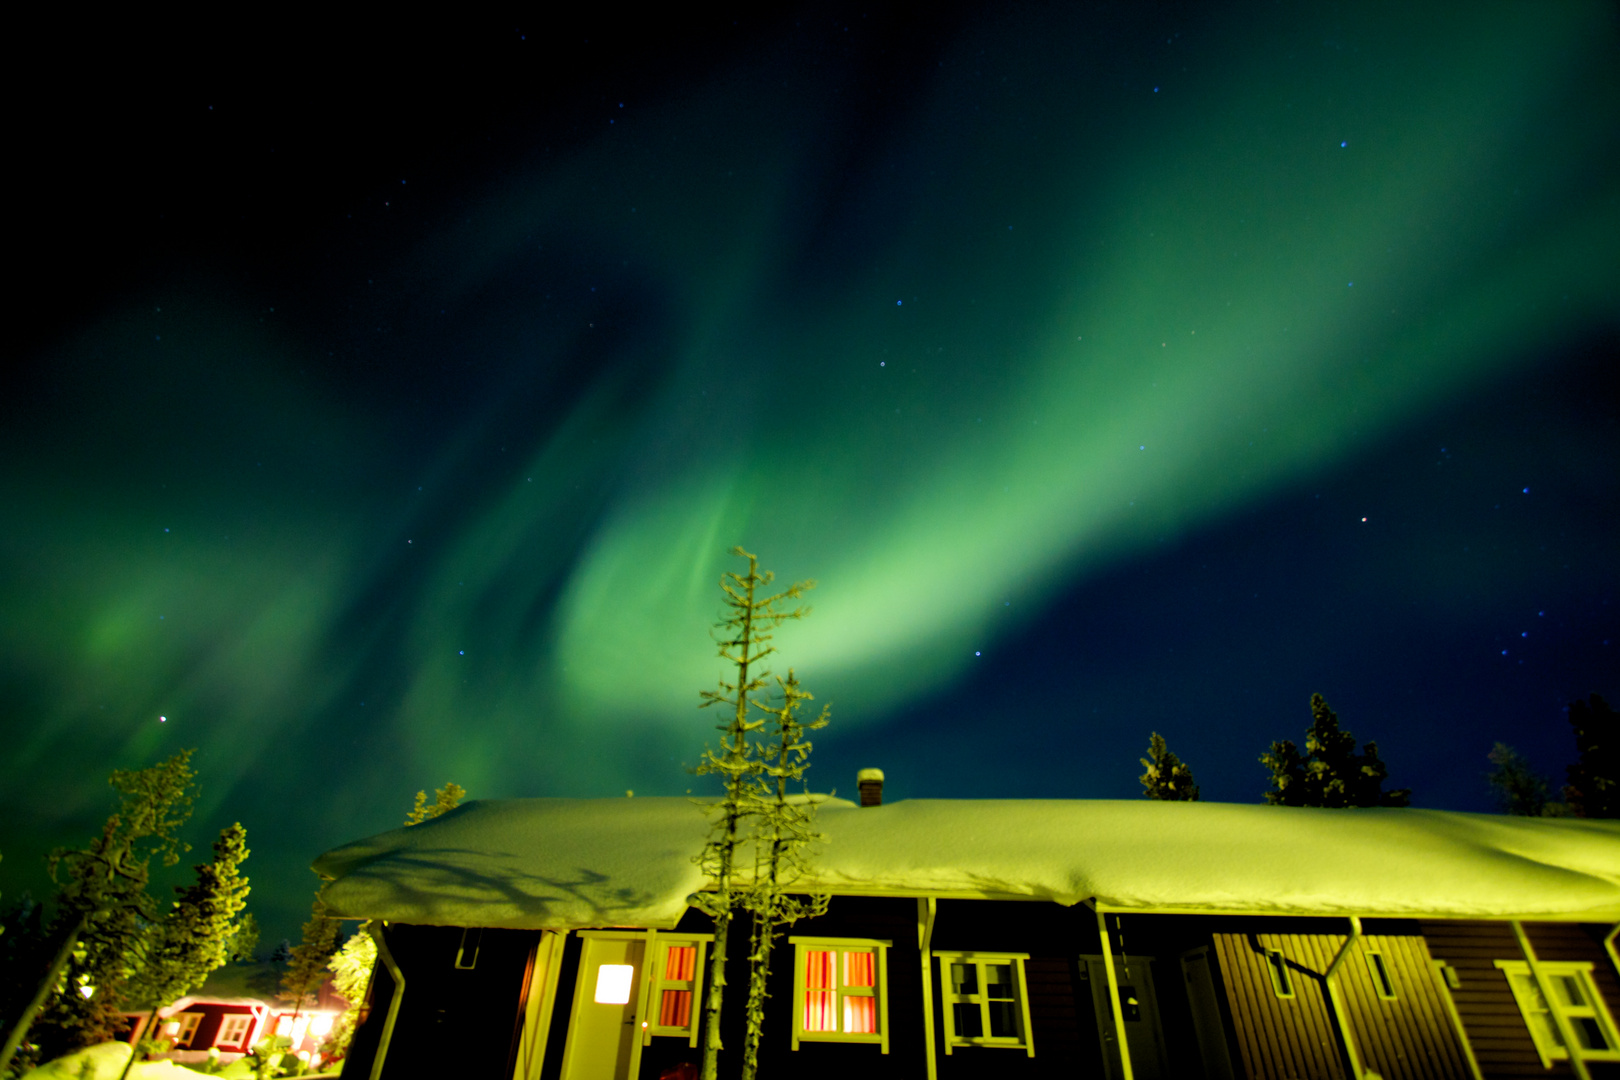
[4,3,1617,948]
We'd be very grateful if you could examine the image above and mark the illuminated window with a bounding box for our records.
[594,964,635,1004]
[1365,951,1396,1000]
[215,1014,254,1049]
[645,936,710,1046]
[936,952,1034,1056]
[789,937,890,1052]
[1495,961,1620,1068]
[173,1012,202,1047]
[1265,949,1294,999]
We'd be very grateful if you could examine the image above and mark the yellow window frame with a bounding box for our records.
[935,951,1035,1056]
[172,1011,202,1047]
[789,936,891,1053]
[643,934,711,1047]
[1495,960,1620,1067]
[1364,950,1397,1000]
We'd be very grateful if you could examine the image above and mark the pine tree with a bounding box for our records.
[693,546,815,1080]
[1563,693,1618,819]
[0,750,197,1075]
[280,897,343,1040]
[1138,732,1200,801]
[323,930,378,1063]
[228,911,261,963]
[405,782,467,825]
[739,668,829,1080]
[1260,694,1411,808]
[1486,743,1553,816]
[118,823,251,1080]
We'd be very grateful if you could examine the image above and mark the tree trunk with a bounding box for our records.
[0,911,89,1075]
[117,1007,160,1080]
[698,904,731,1080]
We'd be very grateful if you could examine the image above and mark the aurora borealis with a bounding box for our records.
[4,3,1617,945]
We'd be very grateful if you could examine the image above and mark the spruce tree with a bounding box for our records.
[118,823,251,1080]
[324,930,378,1063]
[1486,743,1554,816]
[1563,693,1618,819]
[1260,694,1410,808]
[280,897,343,1043]
[693,546,815,1080]
[0,750,197,1075]
[739,668,829,1080]
[1138,732,1200,801]
[228,911,261,963]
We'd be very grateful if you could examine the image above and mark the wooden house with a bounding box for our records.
[313,780,1620,1080]
[118,963,348,1068]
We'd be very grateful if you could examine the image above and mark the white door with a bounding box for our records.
[1082,954,1170,1080]
[560,936,647,1080]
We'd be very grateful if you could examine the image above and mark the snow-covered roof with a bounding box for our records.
[312,798,1620,929]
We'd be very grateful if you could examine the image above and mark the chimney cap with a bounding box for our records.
[856,768,885,783]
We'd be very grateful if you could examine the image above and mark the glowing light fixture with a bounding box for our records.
[308,1014,333,1036]
[594,964,634,1004]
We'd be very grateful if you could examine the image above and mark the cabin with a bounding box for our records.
[117,963,348,1068]
[312,777,1620,1080]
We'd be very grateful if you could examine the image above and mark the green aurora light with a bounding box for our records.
[1,2,1615,941]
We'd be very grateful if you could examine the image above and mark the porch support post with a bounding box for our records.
[369,920,407,1080]
[513,930,568,1080]
[1324,916,1371,1080]
[918,897,938,1080]
[1094,903,1135,1080]
[1513,919,1592,1080]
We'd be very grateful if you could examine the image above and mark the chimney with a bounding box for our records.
[857,768,885,807]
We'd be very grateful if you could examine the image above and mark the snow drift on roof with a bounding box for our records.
[312,797,1620,929]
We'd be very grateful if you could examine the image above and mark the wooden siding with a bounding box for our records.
[1421,920,1620,1080]
[1339,933,1471,1080]
[1214,931,1471,1080]
[1215,932,1348,1080]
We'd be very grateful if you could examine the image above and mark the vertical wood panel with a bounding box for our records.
[1214,929,1480,1080]
[1213,932,1348,1080]
[1214,933,1267,1079]
[1336,933,1470,1080]
[1289,933,1341,1080]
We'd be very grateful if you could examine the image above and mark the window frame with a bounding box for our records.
[642,934,711,1047]
[1364,950,1397,1001]
[215,1013,254,1050]
[1265,948,1295,999]
[788,936,891,1053]
[1495,960,1620,1067]
[935,951,1035,1057]
[172,1011,202,1047]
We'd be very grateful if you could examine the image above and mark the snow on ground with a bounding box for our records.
[20,1042,203,1080]
[314,797,1620,929]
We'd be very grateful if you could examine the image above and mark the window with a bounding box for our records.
[789,937,891,1052]
[1495,961,1620,1068]
[173,1012,202,1047]
[936,952,1035,1056]
[594,965,634,1004]
[1265,949,1294,999]
[215,1014,254,1049]
[645,936,709,1046]
[1365,951,1397,1000]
